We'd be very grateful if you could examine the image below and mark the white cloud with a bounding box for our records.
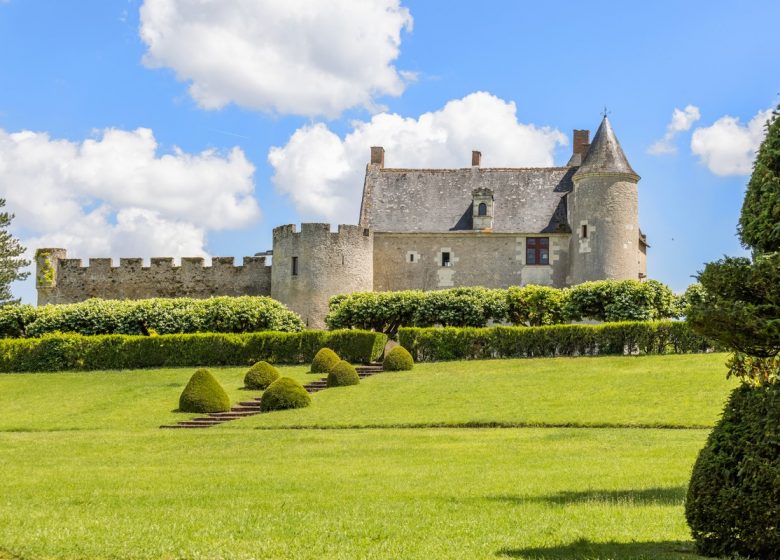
[690,108,773,176]
[648,104,701,155]
[139,0,413,118]
[268,91,568,224]
[0,126,260,261]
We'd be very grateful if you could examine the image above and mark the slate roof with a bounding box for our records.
[360,167,574,234]
[574,116,639,179]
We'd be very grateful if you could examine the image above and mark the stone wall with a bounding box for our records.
[373,232,570,291]
[567,172,641,284]
[36,249,271,305]
[271,224,373,329]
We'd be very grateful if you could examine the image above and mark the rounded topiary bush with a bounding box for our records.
[244,361,280,390]
[685,382,780,558]
[327,360,360,387]
[310,347,340,373]
[260,377,311,412]
[383,346,414,371]
[179,368,231,413]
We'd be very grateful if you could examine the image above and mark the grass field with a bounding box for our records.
[0,354,735,559]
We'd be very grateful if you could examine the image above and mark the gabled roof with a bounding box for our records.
[574,117,638,179]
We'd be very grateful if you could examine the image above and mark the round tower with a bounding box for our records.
[271,224,373,329]
[568,117,642,284]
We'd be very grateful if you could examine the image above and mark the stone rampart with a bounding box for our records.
[36,249,272,305]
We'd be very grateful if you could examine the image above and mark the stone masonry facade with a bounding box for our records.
[36,116,649,329]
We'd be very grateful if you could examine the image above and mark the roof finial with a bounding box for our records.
[601,106,611,119]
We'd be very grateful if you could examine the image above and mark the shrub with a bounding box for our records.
[0,330,387,372]
[565,280,680,322]
[327,360,360,387]
[685,383,780,558]
[310,347,340,373]
[179,369,231,413]
[506,285,566,326]
[260,377,311,411]
[243,361,280,390]
[2,296,305,338]
[398,321,715,362]
[383,346,414,371]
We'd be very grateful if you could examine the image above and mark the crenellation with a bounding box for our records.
[88,258,112,271]
[211,256,235,267]
[150,257,174,268]
[119,258,144,269]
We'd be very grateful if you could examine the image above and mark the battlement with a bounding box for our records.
[36,249,272,305]
[273,223,372,241]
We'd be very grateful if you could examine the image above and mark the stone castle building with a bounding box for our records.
[36,116,648,328]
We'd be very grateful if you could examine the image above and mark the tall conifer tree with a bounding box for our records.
[0,199,30,305]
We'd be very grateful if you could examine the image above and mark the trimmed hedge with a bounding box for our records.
[685,383,780,558]
[326,281,683,336]
[260,377,311,412]
[179,369,231,413]
[243,361,280,390]
[398,321,714,361]
[383,346,414,371]
[0,296,305,338]
[310,347,340,373]
[327,360,360,387]
[0,330,387,372]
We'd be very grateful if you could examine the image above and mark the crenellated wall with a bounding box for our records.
[36,249,272,305]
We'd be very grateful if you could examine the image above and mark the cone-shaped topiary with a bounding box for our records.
[685,382,780,558]
[179,368,231,413]
[260,377,311,412]
[327,360,360,387]
[310,347,340,373]
[244,361,280,390]
[383,346,414,371]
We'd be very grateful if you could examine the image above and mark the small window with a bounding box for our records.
[291,256,298,276]
[582,225,588,238]
[477,202,487,216]
[441,252,451,267]
[409,253,414,263]
[526,237,549,265]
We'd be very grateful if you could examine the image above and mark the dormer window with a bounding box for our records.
[472,187,494,230]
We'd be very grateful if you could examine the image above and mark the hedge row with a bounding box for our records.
[398,321,715,361]
[0,330,387,372]
[327,281,683,336]
[0,296,305,338]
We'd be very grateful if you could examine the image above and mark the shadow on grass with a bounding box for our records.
[489,486,686,506]
[497,538,700,559]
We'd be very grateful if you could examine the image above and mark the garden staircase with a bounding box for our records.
[160,363,383,429]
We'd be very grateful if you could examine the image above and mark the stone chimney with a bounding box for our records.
[370,146,385,168]
[471,150,482,167]
[573,130,590,156]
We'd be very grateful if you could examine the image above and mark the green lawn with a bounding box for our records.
[0,354,735,559]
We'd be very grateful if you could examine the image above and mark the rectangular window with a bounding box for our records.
[409,253,414,262]
[582,224,588,238]
[291,256,298,276]
[441,252,451,267]
[526,237,549,265]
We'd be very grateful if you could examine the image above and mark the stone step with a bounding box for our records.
[238,401,263,407]
[208,412,260,418]
[230,406,263,412]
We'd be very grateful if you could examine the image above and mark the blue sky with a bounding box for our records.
[1,0,778,303]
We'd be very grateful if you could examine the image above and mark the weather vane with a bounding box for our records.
[601,106,611,118]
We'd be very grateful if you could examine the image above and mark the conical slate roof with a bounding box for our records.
[574,116,639,180]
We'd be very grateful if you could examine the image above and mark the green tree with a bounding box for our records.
[0,199,30,305]
[685,107,780,556]
[739,106,780,254]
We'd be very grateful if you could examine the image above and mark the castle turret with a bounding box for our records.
[271,224,373,329]
[568,117,643,284]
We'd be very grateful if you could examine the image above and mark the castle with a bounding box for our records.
[36,116,648,328]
